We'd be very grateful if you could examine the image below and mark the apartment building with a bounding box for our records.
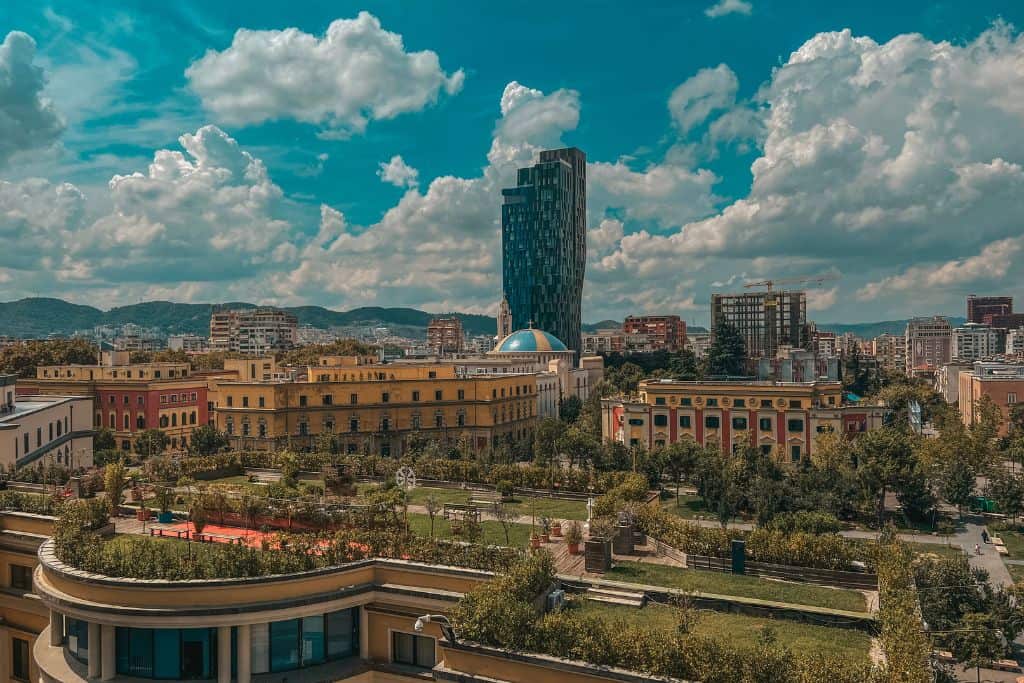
[905,316,952,376]
[602,379,887,463]
[934,362,974,404]
[0,375,93,470]
[1008,327,1024,357]
[426,317,464,355]
[967,295,1013,324]
[167,334,210,354]
[952,323,999,361]
[958,362,1024,436]
[211,360,538,456]
[0,509,55,682]
[622,315,687,351]
[870,334,906,372]
[18,351,210,452]
[209,308,298,355]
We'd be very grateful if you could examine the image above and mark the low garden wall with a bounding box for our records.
[684,552,878,590]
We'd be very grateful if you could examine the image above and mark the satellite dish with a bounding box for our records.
[395,466,417,490]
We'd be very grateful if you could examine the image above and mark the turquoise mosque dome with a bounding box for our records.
[494,329,568,353]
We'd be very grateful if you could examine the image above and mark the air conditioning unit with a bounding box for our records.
[546,589,566,612]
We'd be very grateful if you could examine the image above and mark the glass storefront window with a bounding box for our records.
[251,623,270,675]
[65,618,89,663]
[326,609,356,659]
[115,627,216,680]
[302,616,325,666]
[270,619,300,672]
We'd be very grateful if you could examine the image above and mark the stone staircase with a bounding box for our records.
[585,585,646,607]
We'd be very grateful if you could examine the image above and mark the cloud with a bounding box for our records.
[669,64,739,133]
[377,155,419,188]
[74,125,293,284]
[600,22,1024,321]
[185,12,464,137]
[705,0,753,18]
[0,31,65,168]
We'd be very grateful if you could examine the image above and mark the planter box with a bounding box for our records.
[612,522,634,555]
[157,511,174,524]
[136,508,151,522]
[584,538,612,573]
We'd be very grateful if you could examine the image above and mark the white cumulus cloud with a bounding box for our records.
[0,31,65,168]
[185,12,465,137]
[377,155,419,188]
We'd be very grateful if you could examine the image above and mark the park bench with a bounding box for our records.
[932,650,954,664]
[194,532,244,545]
[443,503,481,523]
[467,491,501,513]
[150,528,188,540]
[991,535,1004,546]
[996,544,1009,556]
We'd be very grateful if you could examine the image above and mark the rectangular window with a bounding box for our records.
[732,417,748,430]
[653,414,668,427]
[1010,393,1018,405]
[350,394,358,405]
[791,445,801,462]
[116,627,154,677]
[654,397,666,405]
[12,638,28,681]
[435,390,443,401]
[705,416,720,429]
[326,608,358,659]
[628,418,644,426]
[259,396,265,408]
[680,398,692,406]
[10,564,31,590]
[299,396,308,407]
[392,632,435,669]
[788,419,804,432]
[705,398,718,407]
[349,418,358,433]
[270,619,300,672]
[227,396,233,407]
[760,400,772,408]
[412,391,420,401]
[381,392,389,403]
[251,623,270,675]
[457,389,465,400]
[679,415,691,428]
[153,629,180,678]
[242,396,249,408]
[66,617,89,663]
[790,400,802,409]
[322,395,333,406]
[301,615,325,666]
[733,399,746,408]
[761,444,773,456]
[759,417,772,431]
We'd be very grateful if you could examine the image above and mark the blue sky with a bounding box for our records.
[3,0,1024,326]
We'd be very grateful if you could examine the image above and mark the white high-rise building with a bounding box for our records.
[952,323,999,361]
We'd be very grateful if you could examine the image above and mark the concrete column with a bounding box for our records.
[217,626,231,683]
[100,624,115,681]
[359,607,369,659]
[49,610,64,647]
[236,624,251,683]
[87,622,101,679]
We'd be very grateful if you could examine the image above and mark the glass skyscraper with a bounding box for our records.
[501,147,586,353]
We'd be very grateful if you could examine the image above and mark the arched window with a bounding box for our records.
[258,420,267,438]
[159,415,169,428]
[171,414,177,427]
[242,419,250,437]
[226,418,234,435]
[137,415,145,429]
[190,411,197,425]
[109,413,115,429]
[181,412,187,426]
[123,414,130,430]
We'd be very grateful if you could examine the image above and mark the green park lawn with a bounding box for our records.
[403,486,588,520]
[406,513,533,547]
[603,561,868,613]
[992,527,1024,558]
[904,541,966,559]
[574,599,872,661]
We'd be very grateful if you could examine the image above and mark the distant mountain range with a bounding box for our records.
[0,298,497,338]
[0,297,963,341]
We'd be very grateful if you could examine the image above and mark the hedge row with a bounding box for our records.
[875,539,932,683]
[634,507,875,572]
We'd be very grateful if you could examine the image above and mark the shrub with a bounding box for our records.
[496,480,514,498]
[767,511,844,535]
[875,540,932,683]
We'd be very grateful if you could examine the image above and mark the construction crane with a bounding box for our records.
[742,274,839,293]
